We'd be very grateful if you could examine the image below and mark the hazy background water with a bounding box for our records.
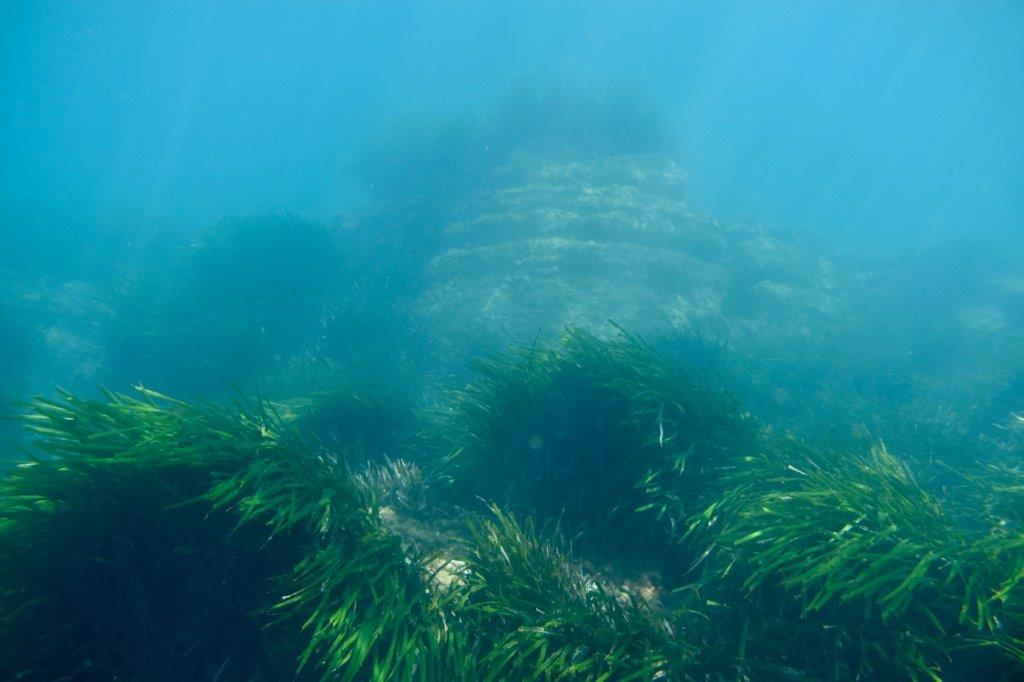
[1,1,1022,457]
[4,1,1021,249]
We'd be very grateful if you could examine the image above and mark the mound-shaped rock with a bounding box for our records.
[415,154,851,356]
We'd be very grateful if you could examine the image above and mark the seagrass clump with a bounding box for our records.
[106,213,340,393]
[679,435,1024,680]
[8,327,1024,680]
[286,385,416,463]
[0,388,454,681]
[436,325,754,553]
[437,326,1024,679]
[455,505,692,681]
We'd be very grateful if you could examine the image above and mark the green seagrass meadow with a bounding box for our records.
[3,328,1024,680]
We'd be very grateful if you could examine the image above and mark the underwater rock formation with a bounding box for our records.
[837,242,1024,463]
[0,278,112,393]
[414,153,850,372]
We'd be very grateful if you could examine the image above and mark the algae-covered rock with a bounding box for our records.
[0,277,113,394]
[839,242,1024,462]
[415,154,852,360]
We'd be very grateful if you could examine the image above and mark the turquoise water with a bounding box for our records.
[1,2,1023,680]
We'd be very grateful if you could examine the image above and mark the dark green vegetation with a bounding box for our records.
[435,326,753,557]
[695,441,1024,679]
[0,389,452,681]
[4,329,1024,680]
[457,506,692,681]
[285,385,416,463]
[106,214,341,394]
[438,329,1024,679]
[356,81,673,205]
[95,212,423,402]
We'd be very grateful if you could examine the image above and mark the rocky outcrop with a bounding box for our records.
[415,154,851,355]
[0,277,112,394]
